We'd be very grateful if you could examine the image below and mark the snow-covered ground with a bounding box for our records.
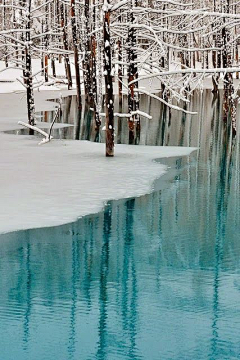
[1,59,239,96]
[0,59,75,93]
[0,58,165,94]
[0,90,197,234]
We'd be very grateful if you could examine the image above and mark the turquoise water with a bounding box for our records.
[0,91,239,359]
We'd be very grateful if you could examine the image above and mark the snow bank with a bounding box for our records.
[0,90,196,234]
[0,59,73,93]
[0,134,196,234]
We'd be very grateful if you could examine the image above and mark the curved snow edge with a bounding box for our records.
[0,135,197,235]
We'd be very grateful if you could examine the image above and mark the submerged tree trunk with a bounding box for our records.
[103,1,114,157]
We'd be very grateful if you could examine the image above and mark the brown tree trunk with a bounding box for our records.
[44,55,49,82]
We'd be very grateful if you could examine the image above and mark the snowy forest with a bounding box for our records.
[0,0,239,155]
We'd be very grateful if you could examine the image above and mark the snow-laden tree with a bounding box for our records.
[1,0,239,153]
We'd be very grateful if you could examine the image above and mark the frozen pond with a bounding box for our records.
[0,91,239,359]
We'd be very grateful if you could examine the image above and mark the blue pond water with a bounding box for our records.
[0,91,239,359]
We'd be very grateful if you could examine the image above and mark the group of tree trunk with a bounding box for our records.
[0,0,239,155]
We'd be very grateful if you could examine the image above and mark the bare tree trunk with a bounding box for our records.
[71,0,82,109]
[25,0,35,131]
[236,43,239,80]
[60,3,72,89]
[103,1,114,157]
[44,55,49,82]
[51,58,56,77]
[3,0,8,67]
[235,5,239,79]
[212,0,219,92]
[44,2,49,82]
[91,0,101,130]
[222,0,236,134]
[117,39,123,108]
[40,20,44,76]
[91,35,101,130]
[83,0,91,100]
[56,0,62,64]
[127,0,140,144]
[12,4,19,67]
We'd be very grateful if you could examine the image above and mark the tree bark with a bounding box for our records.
[25,0,35,131]
[83,0,91,100]
[60,3,72,89]
[103,1,114,157]
[127,0,140,144]
[71,0,82,109]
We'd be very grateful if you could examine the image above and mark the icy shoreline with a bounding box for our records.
[0,90,197,235]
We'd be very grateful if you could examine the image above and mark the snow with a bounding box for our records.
[105,40,110,48]
[1,59,239,99]
[0,91,197,234]
[0,134,196,235]
[0,59,76,94]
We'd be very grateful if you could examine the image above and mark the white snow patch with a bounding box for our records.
[0,134,196,234]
